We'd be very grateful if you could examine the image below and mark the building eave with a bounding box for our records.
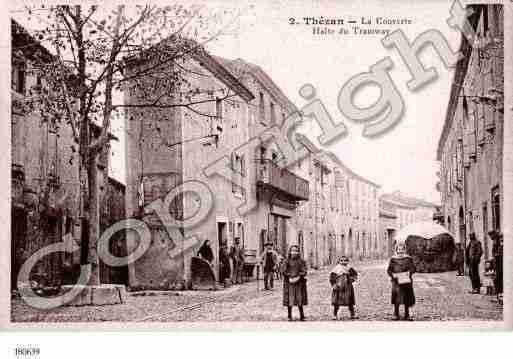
[436,5,482,161]
[190,51,255,102]
[324,151,381,188]
[219,57,299,113]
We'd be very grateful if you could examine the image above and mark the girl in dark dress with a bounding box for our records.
[329,256,358,320]
[282,245,308,321]
[387,242,416,321]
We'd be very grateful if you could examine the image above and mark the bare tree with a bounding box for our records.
[14,4,244,285]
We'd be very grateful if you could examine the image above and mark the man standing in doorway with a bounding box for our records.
[454,242,464,276]
[465,233,483,294]
[230,238,244,284]
[259,242,279,290]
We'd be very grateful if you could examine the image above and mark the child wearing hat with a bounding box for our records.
[259,241,279,290]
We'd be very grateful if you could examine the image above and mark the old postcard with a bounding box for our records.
[1,0,511,331]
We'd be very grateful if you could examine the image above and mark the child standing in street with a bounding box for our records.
[483,260,495,296]
[282,245,308,321]
[329,256,358,320]
[387,242,416,321]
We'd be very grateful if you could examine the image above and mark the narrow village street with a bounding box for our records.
[11,260,502,323]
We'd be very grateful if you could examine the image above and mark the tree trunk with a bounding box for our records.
[86,153,101,285]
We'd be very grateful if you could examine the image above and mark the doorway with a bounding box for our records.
[387,229,395,257]
[11,208,27,291]
[348,229,353,258]
[482,203,489,259]
[298,231,304,259]
[459,206,466,271]
[237,222,245,249]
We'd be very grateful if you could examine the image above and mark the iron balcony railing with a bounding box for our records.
[256,159,309,200]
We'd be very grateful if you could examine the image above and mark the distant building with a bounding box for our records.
[436,4,503,261]
[381,191,439,228]
[293,137,381,266]
[379,197,399,258]
[379,191,440,257]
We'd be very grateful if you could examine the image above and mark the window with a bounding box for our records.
[482,203,489,258]
[214,98,223,140]
[340,187,344,214]
[321,169,327,185]
[260,146,266,164]
[216,98,223,122]
[231,153,245,197]
[270,102,276,125]
[12,62,26,94]
[491,186,500,231]
[259,92,265,124]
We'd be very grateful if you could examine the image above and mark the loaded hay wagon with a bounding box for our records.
[395,221,457,273]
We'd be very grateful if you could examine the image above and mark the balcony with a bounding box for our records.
[256,159,309,201]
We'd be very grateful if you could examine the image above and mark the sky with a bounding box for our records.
[201,0,462,203]
[12,0,463,204]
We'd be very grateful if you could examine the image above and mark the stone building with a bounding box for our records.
[437,4,503,261]
[381,191,439,229]
[220,58,310,260]
[10,20,125,290]
[292,137,381,266]
[378,192,440,258]
[379,197,399,258]
[124,50,312,289]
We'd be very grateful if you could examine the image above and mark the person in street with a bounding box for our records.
[230,238,245,284]
[259,241,279,290]
[387,242,416,321]
[219,243,231,286]
[465,233,483,294]
[490,230,503,302]
[198,240,214,264]
[482,260,495,296]
[282,245,308,321]
[329,256,358,320]
[454,242,464,276]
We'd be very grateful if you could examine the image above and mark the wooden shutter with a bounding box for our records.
[467,101,477,159]
[231,152,236,193]
[452,152,458,190]
[461,97,471,166]
[457,140,463,182]
[241,154,246,177]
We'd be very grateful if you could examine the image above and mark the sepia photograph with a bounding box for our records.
[1,0,511,332]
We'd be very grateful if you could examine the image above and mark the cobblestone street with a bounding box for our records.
[11,260,502,323]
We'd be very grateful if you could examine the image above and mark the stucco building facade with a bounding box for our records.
[11,20,125,290]
[437,4,503,261]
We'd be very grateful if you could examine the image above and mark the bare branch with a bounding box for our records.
[113,92,236,111]
[53,21,80,143]
[89,5,124,155]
